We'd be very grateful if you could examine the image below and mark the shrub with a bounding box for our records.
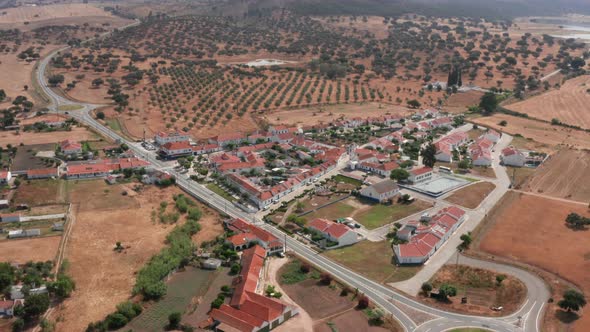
[421,282,433,296]
[168,312,182,329]
[357,295,369,309]
[320,273,332,285]
[340,288,349,297]
[106,313,128,330]
[300,263,311,273]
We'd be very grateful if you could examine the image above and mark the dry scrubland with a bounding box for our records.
[470,114,590,149]
[445,182,496,209]
[48,181,222,331]
[506,75,590,129]
[522,149,590,202]
[478,191,590,332]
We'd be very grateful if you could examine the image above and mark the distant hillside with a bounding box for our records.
[271,0,590,20]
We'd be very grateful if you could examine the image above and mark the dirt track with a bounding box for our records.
[522,149,590,202]
[506,75,590,129]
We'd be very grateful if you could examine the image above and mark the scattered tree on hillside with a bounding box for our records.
[558,290,586,312]
[565,213,590,229]
[479,92,498,114]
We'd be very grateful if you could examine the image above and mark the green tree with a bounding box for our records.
[558,289,586,312]
[0,89,6,102]
[407,99,421,109]
[96,111,105,120]
[438,284,457,300]
[12,318,24,332]
[421,143,437,168]
[571,57,586,70]
[458,159,470,169]
[48,74,65,87]
[106,312,128,329]
[458,232,472,250]
[23,293,50,320]
[0,262,15,293]
[390,168,410,181]
[421,282,433,296]
[48,274,75,298]
[479,92,498,114]
[168,312,182,329]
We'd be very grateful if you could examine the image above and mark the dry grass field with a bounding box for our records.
[478,191,590,332]
[470,114,590,150]
[445,182,496,209]
[48,181,221,331]
[0,236,61,263]
[0,126,97,147]
[264,102,411,127]
[506,75,590,129]
[521,149,590,202]
[0,4,123,25]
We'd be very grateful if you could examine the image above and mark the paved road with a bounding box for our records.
[34,26,547,332]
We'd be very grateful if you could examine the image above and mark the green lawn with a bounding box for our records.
[57,104,83,111]
[127,268,215,332]
[355,200,431,230]
[105,118,122,132]
[333,174,363,187]
[324,240,420,284]
[303,201,355,222]
[206,183,236,202]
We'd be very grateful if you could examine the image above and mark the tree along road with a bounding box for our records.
[34,27,547,332]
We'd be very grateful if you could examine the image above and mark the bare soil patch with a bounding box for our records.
[0,127,97,147]
[506,75,590,129]
[423,265,526,316]
[13,179,66,206]
[445,91,484,114]
[478,191,590,332]
[445,182,496,209]
[469,114,590,150]
[264,102,411,127]
[0,236,61,263]
[521,149,590,203]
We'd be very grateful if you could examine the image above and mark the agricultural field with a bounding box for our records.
[46,11,584,140]
[0,4,126,26]
[521,149,590,202]
[48,180,222,331]
[476,191,590,332]
[126,268,215,332]
[324,240,421,284]
[470,114,590,150]
[424,265,526,316]
[505,75,590,129]
[445,182,496,209]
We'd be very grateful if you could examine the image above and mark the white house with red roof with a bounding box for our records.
[0,171,11,185]
[209,132,247,147]
[394,206,465,264]
[192,143,222,156]
[26,168,57,179]
[225,218,284,255]
[308,218,359,247]
[482,129,501,143]
[357,161,399,177]
[434,141,453,162]
[154,131,190,146]
[0,299,23,317]
[408,167,433,184]
[60,140,82,155]
[501,146,525,167]
[208,245,298,332]
[65,158,149,179]
[360,179,400,203]
[159,141,193,159]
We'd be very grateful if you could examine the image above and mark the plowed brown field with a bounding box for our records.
[479,192,590,332]
[470,114,590,150]
[522,149,590,202]
[506,75,590,129]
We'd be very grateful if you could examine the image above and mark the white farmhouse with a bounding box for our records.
[360,180,400,203]
[501,147,526,167]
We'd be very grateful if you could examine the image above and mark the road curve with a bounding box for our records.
[33,20,548,332]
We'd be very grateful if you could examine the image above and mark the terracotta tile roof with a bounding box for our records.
[308,218,352,239]
[210,306,258,332]
[0,171,10,179]
[60,139,81,151]
[26,168,57,177]
[410,167,433,176]
[162,141,191,151]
